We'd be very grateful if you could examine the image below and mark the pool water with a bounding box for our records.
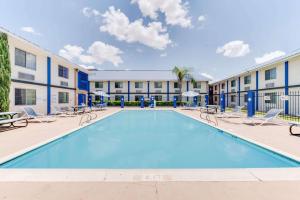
[1,110,299,168]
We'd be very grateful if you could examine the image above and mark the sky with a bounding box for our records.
[1,0,300,81]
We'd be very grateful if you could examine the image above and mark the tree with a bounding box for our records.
[0,32,11,112]
[172,66,195,102]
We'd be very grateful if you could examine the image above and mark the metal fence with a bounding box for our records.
[211,90,300,122]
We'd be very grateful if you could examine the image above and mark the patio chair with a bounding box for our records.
[23,107,56,123]
[52,106,76,117]
[244,109,283,126]
[289,122,300,136]
[183,102,198,110]
[217,106,244,118]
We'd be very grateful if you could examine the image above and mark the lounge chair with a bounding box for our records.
[23,107,56,123]
[183,102,198,110]
[52,106,76,117]
[217,106,244,118]
[244,109,283,126]
[289,122,300,136]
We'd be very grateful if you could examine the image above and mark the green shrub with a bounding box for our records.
[103,100,182,107]
[0,32,11,112]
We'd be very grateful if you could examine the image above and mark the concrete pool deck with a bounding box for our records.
[1,107,300,199]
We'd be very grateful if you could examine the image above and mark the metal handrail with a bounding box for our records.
[79,112,98,126]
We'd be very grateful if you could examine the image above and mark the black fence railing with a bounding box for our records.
[211,90,300,122]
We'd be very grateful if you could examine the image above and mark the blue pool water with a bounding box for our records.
[1,110,299,168]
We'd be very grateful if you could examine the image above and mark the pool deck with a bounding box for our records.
[1,107,300,199]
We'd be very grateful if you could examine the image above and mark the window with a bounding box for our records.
[244,94,248,103]
[265,68,277,80]
[115,95,123,101]
[15,88,36,105]
[265,92,277,104]
[214,85,217,90]
[58,65,69,79]
[230,95,236,102]
[244,75,251,84]
[154,82,162,88]
[135,82,143,89]
[135,95,143,101]
[95,95,101,102]
[193,82,201,89]
[174,82,179,88]
[15,48,36,70]
[154,95,162,101]
[115,82,123,88]
[231,80,236,87]
[221,83,225,89]
[95,82,103,88]
[58,92,69,103]
[214,96,218,102]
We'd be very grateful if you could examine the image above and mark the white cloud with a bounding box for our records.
[20,27,41,35]
[59,45,84,61]
[160,52,167,57]
[255,50,286,64]
[198,15,206,23]
[200,72,214,80]
[216,40,250,58]
[59,42,123,67]
[100,6,171,50]
[82,7,100,17]
[131,0,192,28]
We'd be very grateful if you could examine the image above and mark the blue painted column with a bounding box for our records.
[205,94,209,106]
[121,96,124,108]
[193,96,197,106]
[173,96,177,108]
[46,57,51,114]
[247,91,255,117]
[255,71,259,111]
[128,81,130,101]
[147,81,150,98]
[140,96,144,108]
[150,96,154,108]
[284,61,289,114]
[167,81,170,101]
[220,92,225,112]
[238,77,241,106]
[218,83,221,105]
[226,80,229,107]
[107,81,111,100]
[186,81,189,101]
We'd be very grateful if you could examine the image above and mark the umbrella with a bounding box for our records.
[182,91,199,97]
[93,91,110,97]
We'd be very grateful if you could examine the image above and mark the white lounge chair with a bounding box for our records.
[217,106,244,118]
[23,107,56,123]
[244,109,283,126]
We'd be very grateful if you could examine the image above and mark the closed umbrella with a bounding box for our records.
[182,91,199,97]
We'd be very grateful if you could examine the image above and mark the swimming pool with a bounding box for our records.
[1,110,299,168]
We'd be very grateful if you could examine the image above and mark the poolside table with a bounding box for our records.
[0,112,21,119]
[200,105,218,114]
[71,105,87,114]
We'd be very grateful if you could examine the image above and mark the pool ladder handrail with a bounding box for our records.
[79,112,97,126]
[200,111,218,126]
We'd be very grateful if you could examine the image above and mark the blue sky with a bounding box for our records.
[1,0,300,80]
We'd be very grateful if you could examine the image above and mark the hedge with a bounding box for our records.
[0,32,11,112]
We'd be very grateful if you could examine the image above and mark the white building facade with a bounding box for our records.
[89,70,210,104]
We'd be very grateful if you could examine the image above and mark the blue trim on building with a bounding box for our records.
[77,71,89,91]
[147,81,150,98]
[226,80,229,107]
[167,81,170,101]
[186,81,189,101]
[128,81,130,101]
[218,84,221,105]
[284,61,289,114]
[238,77,241,106]
[46,57,51,114]
[255,71,259,111]
[108,81,111,100]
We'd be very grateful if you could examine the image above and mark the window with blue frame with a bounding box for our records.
[244,75,251,84]
[265,68,276,80]
[58,65,69,79]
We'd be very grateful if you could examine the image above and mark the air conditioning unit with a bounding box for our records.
[265,83,275,88]
[193,89,200,93]
[244,87,250,91]
[175,90,180,93]
[155,90,161,93]
[60,81,68,87]
[231,89,236,93]
[18,72,35,81]
[116,90,122,93]
[136,90,142,93]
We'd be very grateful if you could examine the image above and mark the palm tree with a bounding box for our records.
[172,66,195,102]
